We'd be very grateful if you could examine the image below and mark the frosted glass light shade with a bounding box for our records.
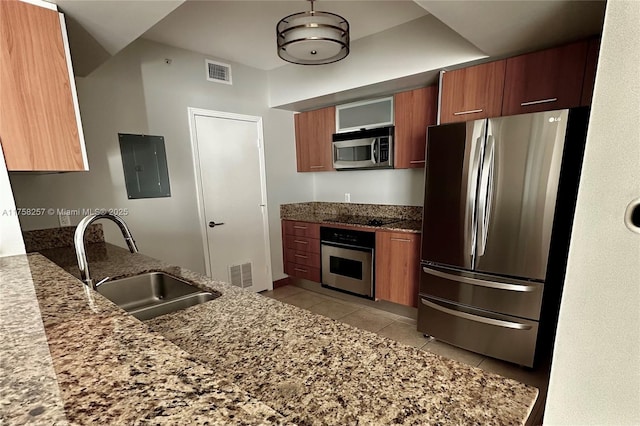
[277,9,349,65]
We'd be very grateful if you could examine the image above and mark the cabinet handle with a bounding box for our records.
[294,254,308,259]
[453,109,483,116]
[310,165,325,169]
[409,160,426,164]
[422,266,538,292]
[520,98,557,107]
[293,240,309,244]
[391,238,411,242]
[294,268,308,273]
[293,225,308,230]
[421,298,532,330]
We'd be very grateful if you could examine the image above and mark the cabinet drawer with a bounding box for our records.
[286,262,321,282]
[283,221,320,238]
[286,249,320,268]
[418,296,538,367]
[419,266,543,320]
[284,235,320,254]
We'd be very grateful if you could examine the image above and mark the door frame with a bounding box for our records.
[187,107,273,289]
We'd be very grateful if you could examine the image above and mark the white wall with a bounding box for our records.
[313,168,424,206]
[544,1,640,423]
[10,39,310,280]
[0,145,25,257]
[268,15,485,109]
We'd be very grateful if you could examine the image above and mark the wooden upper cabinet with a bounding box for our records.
[581,37,600,106]
[502,40,589,116]
[0,0,87,171]
[375,231,421,308]
[394,85,438,168]
[440,61,506,124]
[294,106,335,172]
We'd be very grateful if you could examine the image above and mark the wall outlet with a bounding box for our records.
[58,213,71,227]
[344,193,351,203]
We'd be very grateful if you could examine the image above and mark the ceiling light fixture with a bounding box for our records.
[276,0,350,65]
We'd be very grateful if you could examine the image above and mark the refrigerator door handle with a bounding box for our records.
[469,135,484,259]
[421,298,533,330]
[422,266,539,292]
[477,135,495,257]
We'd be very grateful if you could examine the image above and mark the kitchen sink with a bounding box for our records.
[96,272,218,320]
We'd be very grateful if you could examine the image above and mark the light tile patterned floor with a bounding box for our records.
[262,285,549,425]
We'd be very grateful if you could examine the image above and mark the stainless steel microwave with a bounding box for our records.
[332,126,394,170]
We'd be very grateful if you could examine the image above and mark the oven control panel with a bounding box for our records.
[320,227,375,249]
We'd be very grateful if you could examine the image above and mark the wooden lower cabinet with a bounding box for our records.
[285,262,321,282]
[375,231,421,308]
[282,220,321,282]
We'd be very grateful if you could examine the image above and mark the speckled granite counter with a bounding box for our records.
[281,202,423,233]
[2,241,538,425]
[1,251,283,425]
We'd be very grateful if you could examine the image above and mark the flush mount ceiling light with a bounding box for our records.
[276,0,350,65]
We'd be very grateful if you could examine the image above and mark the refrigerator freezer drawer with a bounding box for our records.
[418,296,538,367]
[420,265,544,320]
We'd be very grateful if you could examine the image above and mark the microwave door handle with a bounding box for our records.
[371,138,378,163]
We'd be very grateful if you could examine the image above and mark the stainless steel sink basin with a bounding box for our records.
[96,272,218,320]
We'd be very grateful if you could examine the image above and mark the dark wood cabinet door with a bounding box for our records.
[440,60,506,124]
[581,37,600,106]
[375,231,421,307]
[502,40,588,116]
[294,106,335,172]
[394,86,438,168]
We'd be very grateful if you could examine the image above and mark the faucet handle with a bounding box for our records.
[95,276,111,288]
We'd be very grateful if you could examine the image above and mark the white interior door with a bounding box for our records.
[190,109,271,292]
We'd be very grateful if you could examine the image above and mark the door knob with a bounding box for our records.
[208,221,225,228]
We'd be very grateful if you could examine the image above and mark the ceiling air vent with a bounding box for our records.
[229,262,253,288]
[205,59,232,85]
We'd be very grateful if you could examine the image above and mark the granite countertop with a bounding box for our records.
[2,242,538,425]
[280,202,424,233]
[283,214,423,233]
[1,250,283,425]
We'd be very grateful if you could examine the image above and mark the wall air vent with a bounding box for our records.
[205,59,232,85]
[229,262,253,288]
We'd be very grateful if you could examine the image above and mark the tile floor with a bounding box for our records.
[261,284,549,426]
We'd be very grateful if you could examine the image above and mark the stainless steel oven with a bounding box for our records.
[320,227,375,298]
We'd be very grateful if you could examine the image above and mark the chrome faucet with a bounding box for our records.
[74,213,138,289]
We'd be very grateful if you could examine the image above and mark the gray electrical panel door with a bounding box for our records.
[118,133,171,199]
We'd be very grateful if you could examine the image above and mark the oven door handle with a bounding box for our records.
[321,240,373,252]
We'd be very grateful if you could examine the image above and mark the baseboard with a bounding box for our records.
[273,277,290,289]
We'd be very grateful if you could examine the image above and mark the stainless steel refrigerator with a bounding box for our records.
[418,108,589,367]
